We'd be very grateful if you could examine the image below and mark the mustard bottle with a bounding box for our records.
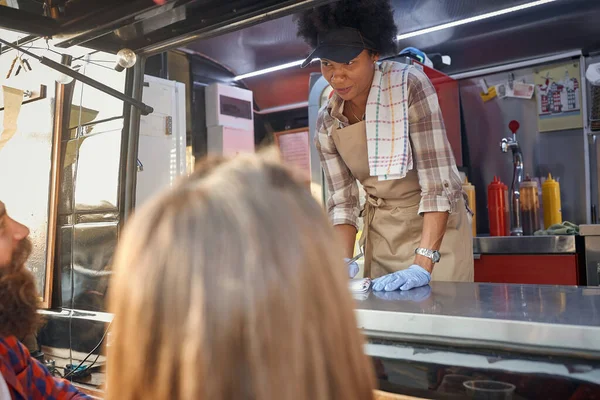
[354,230,363,257]
[462,177,476,237]
[542,173,562,228]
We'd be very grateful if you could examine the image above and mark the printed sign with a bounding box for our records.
[274,128,311,185]
[535,61,583,132]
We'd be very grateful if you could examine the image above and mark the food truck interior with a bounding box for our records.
[1,0,600,398]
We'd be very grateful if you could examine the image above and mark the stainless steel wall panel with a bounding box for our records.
[70,222,117,311]
[459,60,587,233]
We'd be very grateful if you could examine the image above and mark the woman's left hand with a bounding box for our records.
[372,265,431,291]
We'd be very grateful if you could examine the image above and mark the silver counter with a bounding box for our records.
[355,282,600,358]
[473,235,577,254]
[580,225,600,286]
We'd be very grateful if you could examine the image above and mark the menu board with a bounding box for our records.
[274,128,311,185]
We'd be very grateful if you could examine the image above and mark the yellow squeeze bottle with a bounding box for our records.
[462,177,477,237]
[354,230,363,257]
[542,173,562,228]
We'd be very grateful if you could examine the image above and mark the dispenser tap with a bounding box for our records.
[500,120,524,236]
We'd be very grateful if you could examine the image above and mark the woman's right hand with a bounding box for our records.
[345,259,360,279]
[372,265,431,291]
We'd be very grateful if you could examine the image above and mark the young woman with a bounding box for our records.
[106,153,376,400]
[297,0,474,291]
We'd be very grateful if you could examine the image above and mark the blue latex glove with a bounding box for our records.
[345,258,360,279]
[373,285,431,302]
[372,265,431,291]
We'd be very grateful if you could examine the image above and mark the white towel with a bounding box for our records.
[365,62,413,181]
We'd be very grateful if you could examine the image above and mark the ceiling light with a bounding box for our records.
[115,48,137,72]
[233,59,306,81]
[396,0,556,41]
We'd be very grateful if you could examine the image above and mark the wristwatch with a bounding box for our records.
[415,247,441,263]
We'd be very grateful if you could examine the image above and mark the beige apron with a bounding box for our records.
[332,121,474,281]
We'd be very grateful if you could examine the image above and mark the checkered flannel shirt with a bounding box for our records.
[316,66,465,229]
[0,336,90,400]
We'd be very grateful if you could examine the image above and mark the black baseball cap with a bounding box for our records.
[301,27,378,68]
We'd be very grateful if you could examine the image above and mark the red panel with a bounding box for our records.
[418,63,462,166]
[474,255,579,285]
[244,65,320,110]
[247,62,462,168]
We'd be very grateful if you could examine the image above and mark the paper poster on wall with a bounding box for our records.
[274,128,311,185]
[534,61,583,132]
[0,86,23,152]
[496,82,535,99]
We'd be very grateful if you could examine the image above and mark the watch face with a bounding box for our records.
[432,251,441,263]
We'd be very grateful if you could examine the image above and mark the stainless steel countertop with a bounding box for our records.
[355,282,600,357]
[473,235,577,254]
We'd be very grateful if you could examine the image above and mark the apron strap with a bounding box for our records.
[359,194,385,278]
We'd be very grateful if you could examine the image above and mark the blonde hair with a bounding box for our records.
[107,152,375,400]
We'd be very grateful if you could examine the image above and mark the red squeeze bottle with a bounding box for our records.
[488,176,509,236]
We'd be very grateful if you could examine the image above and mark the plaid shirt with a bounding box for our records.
[316,66,465,229]
[0,336,90,400]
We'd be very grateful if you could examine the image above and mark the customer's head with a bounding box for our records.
[0,200,38,339]
[107,153,375,400]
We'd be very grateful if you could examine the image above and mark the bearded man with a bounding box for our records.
[0,200,89,399]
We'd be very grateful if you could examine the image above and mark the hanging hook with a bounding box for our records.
[508,72,515,90]
[14,37,29,76]
[6,55,18,79]
[6,37,21,79]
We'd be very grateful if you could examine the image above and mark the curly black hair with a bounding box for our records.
[295,0,398,56]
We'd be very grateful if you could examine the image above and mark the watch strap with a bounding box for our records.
[415,247,441,263]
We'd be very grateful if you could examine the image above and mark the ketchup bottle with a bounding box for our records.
[488,176,509,236]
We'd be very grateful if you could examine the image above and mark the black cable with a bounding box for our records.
[64,320,112,380]
[27,46,64,58]
[27,44,95,65]
[68,259,74,375]
[68,279,73,374]
[25,46,113,72]
[51,367,64,378]
[66,58,87,375]
[63,328,108,379]
[80,350,102,374]
[82,59,115,72]
[72,50,100,62]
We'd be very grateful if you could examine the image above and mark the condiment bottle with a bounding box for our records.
[462,177,477,237]
[542,173,562,228]
[520,175,540,235]
[488,176,509,236]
